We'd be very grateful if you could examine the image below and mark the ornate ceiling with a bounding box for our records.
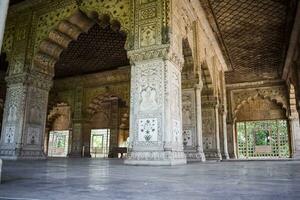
[204,0,293,84]
[54,24,129,78]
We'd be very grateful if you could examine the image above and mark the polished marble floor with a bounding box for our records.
[0,158,300,200]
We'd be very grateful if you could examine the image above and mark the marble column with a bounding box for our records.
[221,108,230,159]
[69,87,84,157]
[195,83,206,161]
[108,98,119,158]
[290,117,300,158]
[0,73,52,159]
[182,84,205,162]
[214,103,221,160]
[202,96,222,160]
[0,0,9,54]
[232,123,238,159]
[125,58,186,165]
[124,0,186,165]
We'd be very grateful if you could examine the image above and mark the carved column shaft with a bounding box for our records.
[125,58,186,165]
[0,73,52,159]
[124,0,186,165]
[221,109,229,159]
[0,0,9,54]
[232,123,238,159]
[214,103,221,159]
[202,96,222,160]
[69,87,84,157]
[195,83,205,161]
[290,117,300,158]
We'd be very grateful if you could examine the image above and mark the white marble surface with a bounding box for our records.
[0,159,300,199]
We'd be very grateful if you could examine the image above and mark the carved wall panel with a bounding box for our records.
[202,109,216,150]
[182,89,197,149]
[1,85,25,147]
[201,96,221,160]
[22,86,49,155]
[131,60,163,148]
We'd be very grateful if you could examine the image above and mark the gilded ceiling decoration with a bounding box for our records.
[206,0,291,84]
[54,24,129,78]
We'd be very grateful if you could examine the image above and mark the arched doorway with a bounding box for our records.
[0,9,130,159]
[47,11,130,158]
[86,95,129,158]
[235,96,290,159]
[46,103,71,157]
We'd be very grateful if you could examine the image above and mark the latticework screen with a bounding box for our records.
[237,120,290,159]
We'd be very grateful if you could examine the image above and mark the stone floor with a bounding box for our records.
[0,159,300,200]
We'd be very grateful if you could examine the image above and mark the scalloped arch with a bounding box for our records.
[33,9,128,76]
[233,93,288,122]
[47,102,70,129]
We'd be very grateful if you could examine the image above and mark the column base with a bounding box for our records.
[68,152,82,158]
[228,152,236,159]
[125,151,187,166]
[185,150,206,162]
[204,150,222,161]
[222,153,230,160]
[0,148,46,160]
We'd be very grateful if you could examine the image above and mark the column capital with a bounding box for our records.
[194,81,204,91]
[127,45,184,70]
[202,96,218,108]
[5,72,53,91]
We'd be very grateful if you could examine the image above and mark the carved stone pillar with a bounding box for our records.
[202,96,222,160]
[0,73,52,159]
[0,0,9,54]
[69,87,84,157]
[232,123,238,159]
[290,117,300,159]
[182,84,205,161]
[195,84,206,161]
[108,98,119,158]
[125,57,186,165]
[220,106,229,159]
[124,0,186,165]
[226,121,235,159]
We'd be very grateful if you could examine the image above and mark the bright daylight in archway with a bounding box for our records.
[0,0,300,199]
